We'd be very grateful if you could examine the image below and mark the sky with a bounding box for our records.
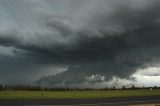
[0,0,160,88]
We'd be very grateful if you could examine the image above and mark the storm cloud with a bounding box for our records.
[0,0,160,87]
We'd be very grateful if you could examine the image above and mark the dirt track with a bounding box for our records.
[0,96,160,106]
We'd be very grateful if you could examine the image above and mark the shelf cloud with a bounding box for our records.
[0,0,160,87]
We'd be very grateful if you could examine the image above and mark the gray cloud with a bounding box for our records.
[0,0,160,87]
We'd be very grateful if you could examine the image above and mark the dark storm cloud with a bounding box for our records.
[0,0,160,86]
[36,0,160,86]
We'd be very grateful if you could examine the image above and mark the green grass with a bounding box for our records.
[0,89,160,99]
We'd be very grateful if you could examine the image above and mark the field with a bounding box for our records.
[0,89,160,99]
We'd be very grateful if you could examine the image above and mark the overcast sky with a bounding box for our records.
[0,0,160,88]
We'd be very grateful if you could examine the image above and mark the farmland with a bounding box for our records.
[0,89,160,99]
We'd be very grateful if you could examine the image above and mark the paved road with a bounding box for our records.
[0,96,160,106]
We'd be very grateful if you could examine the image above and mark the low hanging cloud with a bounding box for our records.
[136,67,160,76]
[0,0,160,87]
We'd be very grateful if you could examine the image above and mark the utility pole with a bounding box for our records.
[41,87,44,97]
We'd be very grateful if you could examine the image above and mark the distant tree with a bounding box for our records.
[0,84,3,90]
[154,86,157,89]
[131,85,135,89]
[122,85,126,89]
[112,86,116,90]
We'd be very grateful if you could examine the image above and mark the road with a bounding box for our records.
[0,96,160,106]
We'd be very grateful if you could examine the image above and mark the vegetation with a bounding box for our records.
[0,84,160,91]
[0,89,160,99]
[0,84,160,99]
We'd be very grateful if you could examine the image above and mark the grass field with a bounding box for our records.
[0,89,160,99]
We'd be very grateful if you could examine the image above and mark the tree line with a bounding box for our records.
[0,84,159,91]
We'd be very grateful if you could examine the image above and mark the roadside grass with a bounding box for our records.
[0,89,160,99]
